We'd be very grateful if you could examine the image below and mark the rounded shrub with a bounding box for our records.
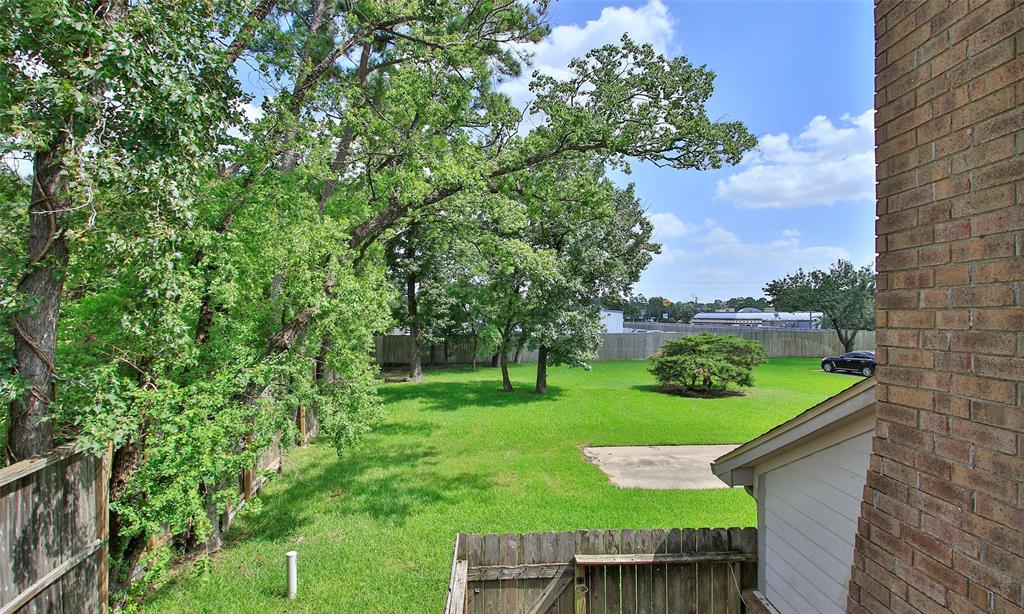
[649,333,767,394]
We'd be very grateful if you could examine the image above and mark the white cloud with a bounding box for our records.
[715,109,875,209]
[647,211,697,239]
[637,219,850,298]
[499,0,675,113]
[653,219,847,267]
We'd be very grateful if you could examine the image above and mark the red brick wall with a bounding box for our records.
[849,1,1024,613]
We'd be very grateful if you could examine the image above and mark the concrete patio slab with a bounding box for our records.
[583,445,740,490]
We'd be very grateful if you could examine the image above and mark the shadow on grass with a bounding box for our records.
[629,384,748,399]
[238,430,492,541]
[147,418,496,603]
[379,379,565,412]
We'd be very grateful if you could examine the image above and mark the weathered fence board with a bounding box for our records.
[448,527,756,614]
[0,445,110,614]
[376,328,875,366]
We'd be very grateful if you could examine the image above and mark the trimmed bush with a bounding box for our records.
[649,333,767,394]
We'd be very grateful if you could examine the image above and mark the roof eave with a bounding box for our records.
[712,378,877,485]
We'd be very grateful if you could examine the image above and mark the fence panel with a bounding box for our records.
[0,445,110,613]
[376,328,875,365]
[449,527,756,614]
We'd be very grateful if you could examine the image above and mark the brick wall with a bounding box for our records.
[849,1,1024,613]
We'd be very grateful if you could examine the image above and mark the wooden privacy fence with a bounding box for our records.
[0,445,111,613]
[377,328,875,365]
[2,405,319,609]
[445,527,757,614]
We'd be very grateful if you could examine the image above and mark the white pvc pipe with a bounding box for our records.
[286,550,298,599]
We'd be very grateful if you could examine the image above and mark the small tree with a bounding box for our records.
[649,334,767,394]
[763,260,875,353]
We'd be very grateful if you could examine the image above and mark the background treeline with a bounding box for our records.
[605,295,773,323]
[0,0,753,600]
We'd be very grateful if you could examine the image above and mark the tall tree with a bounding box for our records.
[763,260,875,352]
[1,0,245,459]
[519,159,658,393]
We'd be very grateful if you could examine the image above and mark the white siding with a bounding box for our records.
[761,431,873,614]
[600,309,624,333]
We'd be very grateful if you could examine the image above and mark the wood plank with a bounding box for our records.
[0,482,11,604]
[483,534,501,613]
[555,532,575,614]
[694,530,714,614]
[736,528,758,592]
[679,529,697,614]
[97,445,111,613]
[574,563,587,614]
[528,567,573,614]
[456,533,468,561]
[0,445,78,489]
[539,531,559,613]
[711,529,730,614]
[61,454,91,612]
[651,529,667,614]
[584,530,606,614]
[620,529,637,614]
[636,530,654,614]
[35,460,62,612]
[445,560,469,614]
[444,535,461,614]
[12,461,38,599]
[523,532,544,613]
[501,533,519,614]
[463,534,484,614]
[665,529,682,614]
[467,563,568,582]
[574,553,756,566]
[725,529,744,614]
[603,530,621,613]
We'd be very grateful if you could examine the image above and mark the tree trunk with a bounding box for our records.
[471,334,478,371]
[314,334,331,384]
[535,345,548,394]
[490,352,499,368]
[224,0,278,65]
[6,0,127,462]
[443,338,449,366]
[406,246,422,380]
[513,347,522,364]
[836,325,856,353]
[499,348,513,392]
[6,141,71,460]
[107,440,147,596]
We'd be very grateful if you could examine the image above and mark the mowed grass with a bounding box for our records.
[144,359,855,613]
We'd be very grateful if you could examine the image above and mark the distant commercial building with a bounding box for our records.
[600,308,624,333]
[690,308,821,329]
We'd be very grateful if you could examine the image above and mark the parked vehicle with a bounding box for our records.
[821,351,875,377]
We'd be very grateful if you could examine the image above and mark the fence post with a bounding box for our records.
[243,468,254,502]
[97,442,112,613]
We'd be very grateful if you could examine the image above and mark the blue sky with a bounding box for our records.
[513,0,877,300]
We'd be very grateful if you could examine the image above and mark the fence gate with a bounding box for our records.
[445,527,757,614]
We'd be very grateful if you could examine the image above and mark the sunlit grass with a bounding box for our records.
[144,359,856,613]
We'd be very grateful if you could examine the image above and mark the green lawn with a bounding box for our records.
[144,359,855,613]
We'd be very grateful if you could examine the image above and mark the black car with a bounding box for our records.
[822,351,876,377]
